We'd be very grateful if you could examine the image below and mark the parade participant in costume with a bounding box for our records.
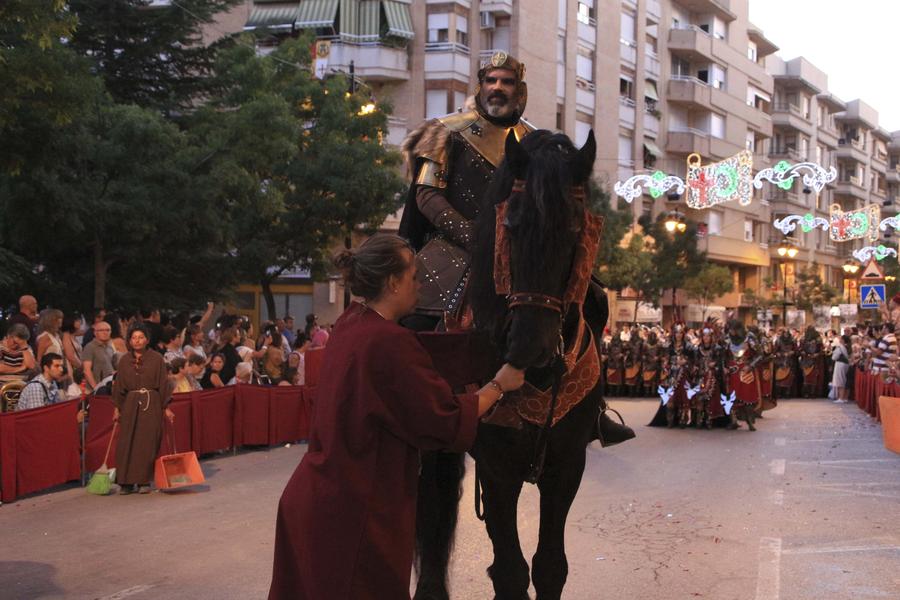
[112,324,174,494]
[724,320,765,431]
[604,333,625,396]
[641,330,664,397]
[649,323,694,427]
[268,235,524,600]
[749,325,775,408]
[774,329,798,399]
[623,324,643,397]
[694,322,725,428]
[799,325,825,398]
[399,51,534,329]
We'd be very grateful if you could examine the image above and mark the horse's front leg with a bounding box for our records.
[532,450,586,600]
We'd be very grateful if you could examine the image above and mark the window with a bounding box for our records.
[557,36,565,64]
[710,64,726,90]
[453,91,466,112]
[455,15,468,47]
[744,219,754,242]
[576,48,594,81]
[577,1,594,25]
[618,135,632,164]
[817,105,825,127]
[710,113,725,139]
[619,76,634,99]
[746,131,755,151]
[620,11,636,44]
[747,41,758,62]
[575,120,593,147]
[801,96,810,119]
[672,57,690,77]
[556,104,564,130]
[708,211,723,235]
[425,89,447,119]
[800,137,809,160]
[427,14,450,43]
[712,17,727,40]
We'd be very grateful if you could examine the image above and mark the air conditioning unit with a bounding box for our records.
[480,11,495,29]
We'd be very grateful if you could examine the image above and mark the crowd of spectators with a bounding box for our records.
[0,293,329,412]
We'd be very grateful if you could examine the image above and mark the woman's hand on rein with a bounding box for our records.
[112,407,119,422]
[165,408,175,423]
[494,363,526,393]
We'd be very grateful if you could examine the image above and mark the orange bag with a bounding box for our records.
[154,423,205,490]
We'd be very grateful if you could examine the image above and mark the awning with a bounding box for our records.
[643,140,663,157]
[644,80,659,101]
[295,0,339,29]
[339,0,359,39]
[245,2,301,30]
[358,0,380,41]
[383,0,414,39]
[751,86,771,103]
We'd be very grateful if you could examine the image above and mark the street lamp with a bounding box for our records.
[842,261,860,303]
[777,238,799,327]
[663,211,687,323]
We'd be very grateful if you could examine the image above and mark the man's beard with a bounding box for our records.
[482,91,516,118]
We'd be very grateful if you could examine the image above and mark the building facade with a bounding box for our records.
[212,0,898,327]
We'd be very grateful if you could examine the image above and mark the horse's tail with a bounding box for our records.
[414,450,466,600]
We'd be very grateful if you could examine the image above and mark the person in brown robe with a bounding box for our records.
[113,324,174,494]
[268,234,524,600]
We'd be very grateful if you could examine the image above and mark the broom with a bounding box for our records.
[86,422,118,496]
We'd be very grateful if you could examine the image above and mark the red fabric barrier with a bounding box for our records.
[268,386,307,445]
[0,400,82,503]
[235,384,270,446]
[191,387,236,454]
[304,348,325,388]
[85,396,118,472]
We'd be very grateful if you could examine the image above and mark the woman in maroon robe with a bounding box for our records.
[112,324,174,494]
[268,235,524,600]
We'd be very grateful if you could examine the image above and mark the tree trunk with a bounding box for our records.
[261,277,276,323]
[93,239,106,309]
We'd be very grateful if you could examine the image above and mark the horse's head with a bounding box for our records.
[471,129,596,371]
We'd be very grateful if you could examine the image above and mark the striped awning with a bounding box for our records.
[245,2,301,30]
[358,0,381,41]
[383,0,414,39]
[295,0,339,29]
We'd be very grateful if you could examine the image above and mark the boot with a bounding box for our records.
[594,397,635,447]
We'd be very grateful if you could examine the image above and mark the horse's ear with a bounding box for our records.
[504,130,529,176]
[574,130,596,181]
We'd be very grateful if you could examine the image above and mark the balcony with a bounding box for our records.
[643,109,660,137]
[424,42,471,83]
[674,0,737,22]
[836,138,868,164]
[768,147,805,163]
[835,175,868,200]
[771,103,813,135]
[667,127,710,156]
[620,41,637,67]
[873,151,889,168]
[327,41,410,81]
[577,20,596,47]
[817,122,839,148]
[887,165,900,184]
[768,188,807,210]
[668,26,714,62]
[619,96,636,129]
[479,0,512,16]
[667,76,711,109]
[645,53,660,78]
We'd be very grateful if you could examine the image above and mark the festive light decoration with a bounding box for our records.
[829,203,880,242]
[753,160,837,193]
[879,215,900,233]
[720,391,736,416]
[772,213,829,236]
[613,170,685,204]
[685,150,754,209]
[852,245,898,263]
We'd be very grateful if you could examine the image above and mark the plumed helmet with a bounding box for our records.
[475,51,528,117]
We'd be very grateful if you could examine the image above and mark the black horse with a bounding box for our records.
[414,129,610,600]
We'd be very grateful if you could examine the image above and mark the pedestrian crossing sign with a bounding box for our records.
[860,284,886,309]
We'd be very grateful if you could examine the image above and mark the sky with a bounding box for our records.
[748,0,900,132]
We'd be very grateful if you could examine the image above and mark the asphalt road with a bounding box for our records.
[1,398,898,600]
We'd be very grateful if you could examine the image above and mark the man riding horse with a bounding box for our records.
[399,53,633,598]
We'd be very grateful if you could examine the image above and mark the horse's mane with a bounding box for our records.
[469,130,589,340]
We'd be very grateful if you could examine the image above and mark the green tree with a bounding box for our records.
[67,0,242,115]
[206,38,405,317]
[639,213,706,319]
[683,263,734,321]
[793,263,839,312]
[588,181,631,273]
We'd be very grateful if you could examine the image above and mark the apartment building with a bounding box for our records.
[212,1,898,325]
